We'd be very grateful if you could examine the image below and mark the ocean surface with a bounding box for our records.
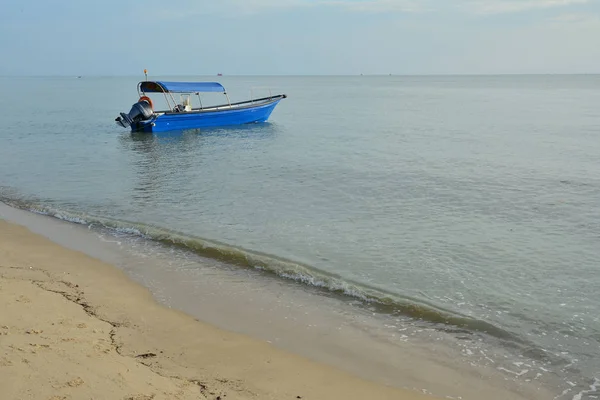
[1,75,599,398]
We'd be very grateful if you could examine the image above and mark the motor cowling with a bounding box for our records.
[115,100,154,128]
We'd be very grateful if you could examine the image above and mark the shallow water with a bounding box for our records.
[1,75,599,398]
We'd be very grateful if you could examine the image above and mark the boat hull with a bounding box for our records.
[131,97,284,133]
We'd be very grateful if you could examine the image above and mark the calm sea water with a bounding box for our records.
[1,75,599,398]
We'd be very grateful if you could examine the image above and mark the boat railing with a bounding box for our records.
[157,94,285,114]
[250,87,273,103]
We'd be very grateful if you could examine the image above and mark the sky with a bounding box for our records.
[0,0,599,75]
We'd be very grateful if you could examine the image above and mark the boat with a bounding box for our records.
[115,80,286,133]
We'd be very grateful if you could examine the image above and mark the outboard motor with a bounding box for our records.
[115,99,154,128]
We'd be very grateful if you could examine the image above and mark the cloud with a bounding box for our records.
[465,0,590,15]
[141,0,427,19]
[550,12,600,23]
[320,0,428,13]
[137,0,305,19]
[140,0,591,20]
[223,0,428,13]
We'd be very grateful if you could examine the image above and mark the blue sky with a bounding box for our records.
[0,0,599,75]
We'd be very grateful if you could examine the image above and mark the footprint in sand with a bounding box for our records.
[0,357,13,366]
[66,377,85,387]
[124,395,156,400]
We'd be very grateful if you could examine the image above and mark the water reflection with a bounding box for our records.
[121,122,278,149]
[117,123,280,207]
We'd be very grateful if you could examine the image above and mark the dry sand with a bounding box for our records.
[0,220,438,400]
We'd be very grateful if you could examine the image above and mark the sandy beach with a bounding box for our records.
[0,219,440,400]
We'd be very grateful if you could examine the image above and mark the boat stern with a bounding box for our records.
[115,99,155,130]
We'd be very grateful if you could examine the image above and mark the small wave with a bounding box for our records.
[1,195,524,344]
[572,378,599,400]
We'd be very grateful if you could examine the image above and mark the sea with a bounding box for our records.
[1,75,599,399]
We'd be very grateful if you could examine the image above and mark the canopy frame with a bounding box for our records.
[137,81,230,112]
[138,81,226,94]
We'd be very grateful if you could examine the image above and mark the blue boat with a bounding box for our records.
[116,80,286,133]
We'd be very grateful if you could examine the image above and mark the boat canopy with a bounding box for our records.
[139,81,226,93]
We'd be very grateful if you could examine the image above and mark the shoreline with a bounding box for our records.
[0,204,555,400]
[0,219,433,400]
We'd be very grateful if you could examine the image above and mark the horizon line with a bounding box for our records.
[1,72,600,78]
